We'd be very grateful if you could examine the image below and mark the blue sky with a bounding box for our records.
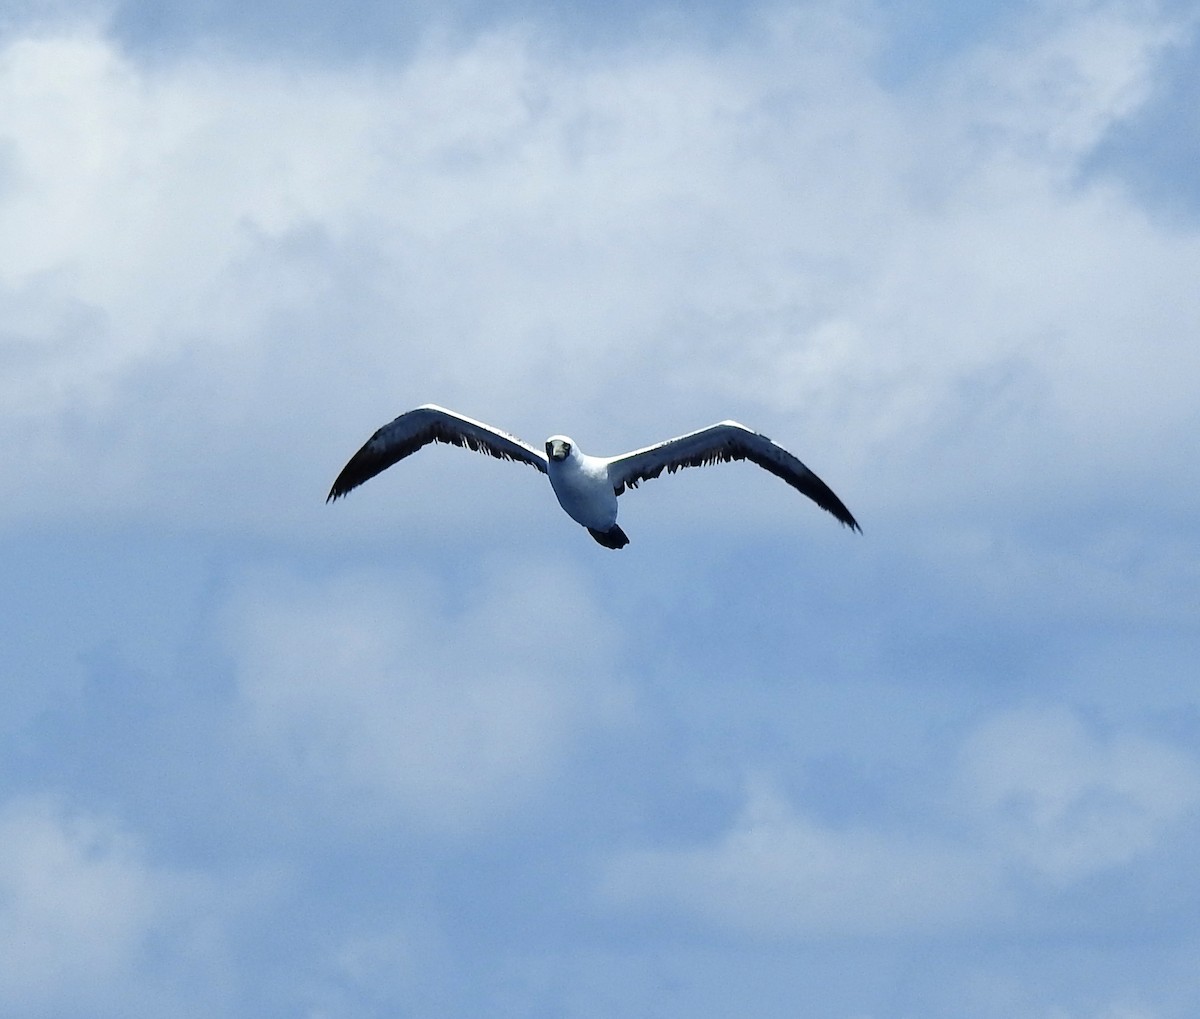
[2,0,1199,1015]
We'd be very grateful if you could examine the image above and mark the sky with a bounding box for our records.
[1,0,1199,1015]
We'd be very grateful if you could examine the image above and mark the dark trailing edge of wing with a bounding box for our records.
[613,434,861,532]
[327,409,547,503]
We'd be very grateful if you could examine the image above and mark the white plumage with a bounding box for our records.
[328,404,860,548]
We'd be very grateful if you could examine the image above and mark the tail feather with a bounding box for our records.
[587,525,629,549]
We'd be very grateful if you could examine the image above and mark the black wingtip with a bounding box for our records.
[813,491,860,533]
[835,505,862,533]
[326,449,380,504]
[326,470,368,503]
[835,509,862,533]
[325,476,354,503]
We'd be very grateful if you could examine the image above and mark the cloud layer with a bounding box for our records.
[225,561,628,832]
[2,3,1196,536]
[604,706,1200,936]
[2,1,1198,1015]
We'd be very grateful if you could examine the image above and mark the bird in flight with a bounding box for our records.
[328,404,860,548]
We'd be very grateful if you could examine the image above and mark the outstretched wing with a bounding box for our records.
[327,404,548,502]
[605,420,860,531]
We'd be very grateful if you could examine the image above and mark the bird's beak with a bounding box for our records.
[547,440,567,461]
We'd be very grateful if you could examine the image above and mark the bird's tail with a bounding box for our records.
[587,525,629,549]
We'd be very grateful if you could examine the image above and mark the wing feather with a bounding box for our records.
[327,404,547,502]
[605,421,860,531]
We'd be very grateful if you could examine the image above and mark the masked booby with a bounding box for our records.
[327,404,860,548]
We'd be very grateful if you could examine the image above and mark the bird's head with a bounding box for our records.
[545,436,573,462]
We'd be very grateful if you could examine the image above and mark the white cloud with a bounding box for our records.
[0,4,1195,540]
[600,706,1200,939]
[225,559,630,833]
[601,777,995,937]
[958,705,1200,882]
[0,795,217,1016]
[938,1,1187,159]
[302,916,457,1017]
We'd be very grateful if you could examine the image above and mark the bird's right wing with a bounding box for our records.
[327,404,548,502]
[606,420,860,531]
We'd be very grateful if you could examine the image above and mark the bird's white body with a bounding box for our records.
[327,404,859,548]
[545,438,618,531]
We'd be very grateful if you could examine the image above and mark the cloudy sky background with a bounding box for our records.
[2,0,1199,1014]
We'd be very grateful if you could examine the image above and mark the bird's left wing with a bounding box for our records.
[327,404,548,502]
[605,420,860,531]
